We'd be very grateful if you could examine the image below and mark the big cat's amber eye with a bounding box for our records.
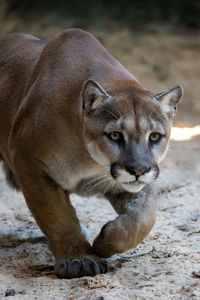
[149,132,162,142]
[109,131,121,141]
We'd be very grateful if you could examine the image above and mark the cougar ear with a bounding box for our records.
[81,80,110,113]
[154,86,183,117]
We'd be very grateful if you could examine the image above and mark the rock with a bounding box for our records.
[192,271,200,278]
[5,289,16,296]
[177,224,191,232]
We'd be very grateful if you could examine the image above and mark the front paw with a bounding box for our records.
[93,220,131,258]
[92,221,121,258]
[55,255,107,278]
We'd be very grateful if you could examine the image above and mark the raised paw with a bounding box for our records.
[54,255,107,278]
[92,221,119,258]
[92,219,131,258]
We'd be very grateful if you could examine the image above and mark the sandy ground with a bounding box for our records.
[0,23,200,299]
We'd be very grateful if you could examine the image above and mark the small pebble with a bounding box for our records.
[192,271,200,278]
[177,224,191,232]
[5,289,16,297]
[191,213,200,221]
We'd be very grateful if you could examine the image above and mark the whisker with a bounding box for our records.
[86,177,111,193]
[104,108,118,119]
[155,178,163,195]
[160,169,180,180]
[159,176,176,192]
[160,169,180,175]
[160,168,179,173]
[150,107,165,121]
[82,174,109,189]
[103,180,113,195]
[149,107,156,119]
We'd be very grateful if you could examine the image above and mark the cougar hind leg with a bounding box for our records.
[2,160,20,190]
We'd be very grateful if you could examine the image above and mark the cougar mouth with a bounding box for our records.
[117,165,160,193]
[122,180,138,185]
[120,181,146,193]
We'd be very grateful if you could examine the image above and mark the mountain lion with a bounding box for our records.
[0,29,183,278]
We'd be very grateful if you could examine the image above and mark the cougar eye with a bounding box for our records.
[149,132,162,142]
[109,131,122,141]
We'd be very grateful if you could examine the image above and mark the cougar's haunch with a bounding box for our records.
[0,29,183,278]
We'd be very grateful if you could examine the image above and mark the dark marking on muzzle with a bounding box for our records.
[125,165,151,178]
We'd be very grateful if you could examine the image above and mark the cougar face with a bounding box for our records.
[82,80,182,193]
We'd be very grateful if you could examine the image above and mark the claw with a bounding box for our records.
[55,256,107,279]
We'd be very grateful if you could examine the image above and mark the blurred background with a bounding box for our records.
[1,0,200,29]
[0,0,200,172]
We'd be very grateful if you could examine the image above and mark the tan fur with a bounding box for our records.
[0,29,183,278]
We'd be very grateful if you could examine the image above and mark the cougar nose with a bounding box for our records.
[126,165,151,177]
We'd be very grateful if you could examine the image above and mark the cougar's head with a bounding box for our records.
[81,80,183,193]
